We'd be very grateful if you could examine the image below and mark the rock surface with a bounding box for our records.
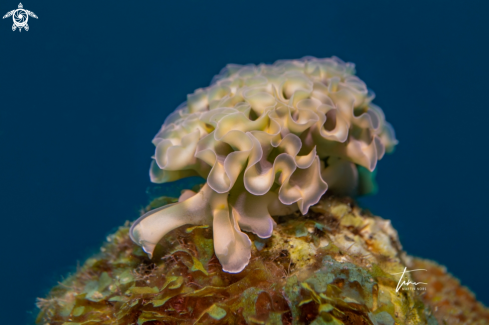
[408,258,489,325]
[36,195,488,325]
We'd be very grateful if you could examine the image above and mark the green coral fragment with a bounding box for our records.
[72,306,85,317]
[117,270,134,285]
[206,304,227,320]
[318,303,334,313]
[128,286,159,295]
[167,276,183,289]
[149,296,174,308]
[108,296,126,302]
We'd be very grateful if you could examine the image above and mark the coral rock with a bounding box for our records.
[36,195,488,325]
[408,258,489,325]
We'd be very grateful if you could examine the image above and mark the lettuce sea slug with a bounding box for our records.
[130,57,398,273]
[36,58,489,325]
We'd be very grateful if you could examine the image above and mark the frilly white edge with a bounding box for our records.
[131,56,398,273]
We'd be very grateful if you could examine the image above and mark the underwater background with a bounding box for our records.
[1,0,488,323]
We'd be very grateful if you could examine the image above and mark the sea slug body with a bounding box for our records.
[130,56,397,273]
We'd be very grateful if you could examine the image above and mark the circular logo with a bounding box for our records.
[13,9,27,27]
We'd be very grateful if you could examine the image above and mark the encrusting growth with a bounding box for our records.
[130,57,398,273]
[37,194,489,325]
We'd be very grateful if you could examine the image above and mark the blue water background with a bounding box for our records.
[1,1,488,323]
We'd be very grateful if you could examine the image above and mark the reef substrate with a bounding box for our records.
[36,195,489,325]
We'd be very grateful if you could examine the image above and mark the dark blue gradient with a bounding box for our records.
[1,1,488,323]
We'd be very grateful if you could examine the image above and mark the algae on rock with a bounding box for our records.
[36,195,488,325]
